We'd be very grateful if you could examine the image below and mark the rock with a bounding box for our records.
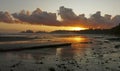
[115,45,120,48]
[36,61,43,64]
[118,66,120,68]
[105,67,109,70]
[49,67,55,71]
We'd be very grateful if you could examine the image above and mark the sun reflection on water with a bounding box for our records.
[70,37,86,42]
[61,36,89,43]
[56,36,91,59]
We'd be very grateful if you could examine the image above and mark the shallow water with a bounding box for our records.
[0,34,120,71]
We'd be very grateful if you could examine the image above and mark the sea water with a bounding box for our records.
[0,33,119,71]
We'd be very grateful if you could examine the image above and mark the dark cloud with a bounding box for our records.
[87,11,113,28]
[12,8,60,26]
[0,6,120,29]
[12,10,30,22]
[58,6,78,21]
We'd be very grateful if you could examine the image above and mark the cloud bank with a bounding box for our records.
[0,6,120,29]
[58,6,120,29]
[12,8,60,26]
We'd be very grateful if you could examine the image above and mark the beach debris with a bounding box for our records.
[107,38,120,41]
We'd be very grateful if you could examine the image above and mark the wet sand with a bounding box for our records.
[0,34,120,71]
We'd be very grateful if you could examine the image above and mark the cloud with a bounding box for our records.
[0,11,19,23]
[58,6,78,21]
[111,15,120,26]
[87,11,113,28]
[58,6,120,29]
[58,6,88,27]
[12,8,61,26]
[12,10,30,22]
[0,6,120,29]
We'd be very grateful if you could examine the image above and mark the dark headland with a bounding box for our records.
[51,23,120,35]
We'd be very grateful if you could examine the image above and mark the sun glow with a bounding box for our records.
[69,27,87,31]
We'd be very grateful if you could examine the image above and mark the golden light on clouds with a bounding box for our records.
[0,22,87,33]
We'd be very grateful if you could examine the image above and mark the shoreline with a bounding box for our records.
[0,42,71,52]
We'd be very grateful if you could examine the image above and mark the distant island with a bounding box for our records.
[21,30,34,33]
[20,30,47,34]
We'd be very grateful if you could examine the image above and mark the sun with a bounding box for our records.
[73,27,83,31]
[70,27,87,31]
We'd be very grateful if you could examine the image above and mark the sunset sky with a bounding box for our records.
[0,0,120,33]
